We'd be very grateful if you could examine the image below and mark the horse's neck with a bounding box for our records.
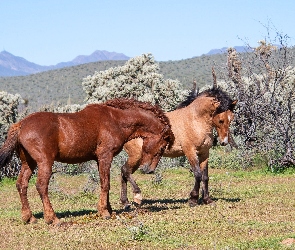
[168,107,213,131]
[121,109,161,138]
[170,98,214,125]
[191,97,216,118]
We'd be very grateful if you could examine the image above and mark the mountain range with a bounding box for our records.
[0,50,130,77]
[205,46,254,55]
[0,46,251,77]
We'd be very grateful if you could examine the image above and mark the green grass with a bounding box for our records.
[0,167,294,249]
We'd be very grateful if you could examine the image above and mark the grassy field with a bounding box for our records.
[0,166,294,249]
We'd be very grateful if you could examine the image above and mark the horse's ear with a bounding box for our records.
[229,100,238,111]
[193,79,199,95]
[212,67,217,88]
[232,100,238,105]
[212,99,220,109]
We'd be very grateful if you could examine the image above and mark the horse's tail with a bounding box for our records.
[0,123,20,167]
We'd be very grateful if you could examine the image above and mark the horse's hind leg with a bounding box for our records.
[129,174,142,206]
[120,145,142,209]
[96,151,113,219]
[16,150,37,224]
[35,160,59,225]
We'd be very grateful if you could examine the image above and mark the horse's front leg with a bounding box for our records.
[200,157,214,204]
[97,154,113,219]
[186,151,201,207]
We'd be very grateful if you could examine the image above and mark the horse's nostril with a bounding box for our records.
[221,141,229,146]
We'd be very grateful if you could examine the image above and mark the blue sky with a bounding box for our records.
[1,0,294,65]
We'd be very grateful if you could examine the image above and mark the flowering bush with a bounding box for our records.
[0,91,25,178]
[216,37,295,170]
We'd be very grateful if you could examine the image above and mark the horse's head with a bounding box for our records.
[139,125,174,174]
[213,100,237,146]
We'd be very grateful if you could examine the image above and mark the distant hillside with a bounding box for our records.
[0,60,127,109]
[0,51,51,76]
[205,46,254,55]
[0,50,130,77]
[55,50,130,68]
[0,53,227,110]
[1,46,294,111]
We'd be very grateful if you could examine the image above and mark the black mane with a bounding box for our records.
[177,86,235,113]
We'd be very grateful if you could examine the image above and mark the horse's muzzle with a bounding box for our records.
[219,136,229,146]
[139,164,154,174]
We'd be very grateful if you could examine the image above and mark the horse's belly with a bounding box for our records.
[57,139,97,163]
[163,145,184,158]
[56,150,96,163]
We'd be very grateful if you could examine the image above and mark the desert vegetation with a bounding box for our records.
[0,29,294,248]
[213,33,295,172]
[0,167,294,249]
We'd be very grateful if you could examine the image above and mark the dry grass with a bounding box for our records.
[0,167,294,249]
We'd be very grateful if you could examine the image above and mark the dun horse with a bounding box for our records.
[121,86,237,208]
[0,98,174,225]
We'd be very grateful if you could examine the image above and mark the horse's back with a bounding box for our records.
[19,112,59,142]
[18,110,99,163]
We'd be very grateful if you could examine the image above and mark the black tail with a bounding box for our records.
[0,123,20,167]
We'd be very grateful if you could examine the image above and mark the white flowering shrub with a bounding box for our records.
[0,91,25,178]
[82,53,188,111]
[39,103,84,113]
[216,38,295,170]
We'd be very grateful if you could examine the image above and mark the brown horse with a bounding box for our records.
[121,86,237,208]
[0,98,174,225]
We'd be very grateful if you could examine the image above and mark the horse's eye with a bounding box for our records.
[219,120,224,124]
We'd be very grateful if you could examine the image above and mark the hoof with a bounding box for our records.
[123,203,132,211]
[203,197,214,205]
[29,216,37,224]
[23,215,37,224]
[22,212,37,224]
[188,199,198,207]
[133,193,142,206]
[100,210,111,219]
[45,217,60,225]
[103,215,111,220]
[133,201,141,208]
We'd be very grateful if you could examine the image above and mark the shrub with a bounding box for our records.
[0,91,25,179]
[215,33,295,171]
[82,53,188,111]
